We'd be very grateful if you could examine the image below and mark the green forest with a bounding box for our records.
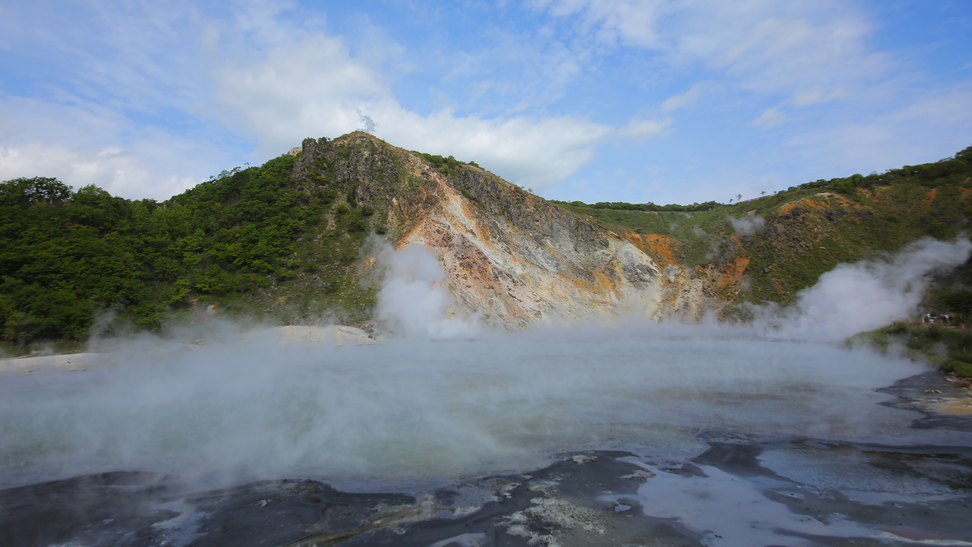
[0,154,361,348]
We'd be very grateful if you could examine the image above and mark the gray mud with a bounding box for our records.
[878,371,972,431]
[3,441,971,546]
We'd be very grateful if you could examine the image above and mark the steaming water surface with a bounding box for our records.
[0,326,941,489]
[5,240,972,545]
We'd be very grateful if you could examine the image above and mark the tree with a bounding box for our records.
[0,177,73,207]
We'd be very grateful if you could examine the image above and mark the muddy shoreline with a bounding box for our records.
[879,370,972,431]
[2,441,970,546]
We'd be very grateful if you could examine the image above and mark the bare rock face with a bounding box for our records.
[293,133,713,329]
[401,173,710,327]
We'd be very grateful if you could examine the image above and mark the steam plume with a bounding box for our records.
[372,238,480,338]
[727,214,766,236]
[756,237,972,340]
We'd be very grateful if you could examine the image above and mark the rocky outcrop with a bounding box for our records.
[291,133,714,328]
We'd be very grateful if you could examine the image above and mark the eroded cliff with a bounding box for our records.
[292,132,713,328]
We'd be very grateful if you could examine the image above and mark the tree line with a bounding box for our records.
[794,145,972,193]
[551,200,721,212]
[0,154,327,344]
[555,145,972,210]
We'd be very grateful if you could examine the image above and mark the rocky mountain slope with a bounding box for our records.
[1,132,970,350]
[291,133,709,330]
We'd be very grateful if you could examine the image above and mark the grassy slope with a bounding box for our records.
[185,134,403,327]
[557,168,971,306]
[557,146,972,375]
[133,141,387,330]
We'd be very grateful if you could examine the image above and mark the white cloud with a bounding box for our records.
[2,1,623,198]
[206,20,619,193]
[0,93,235,199]
[786,85,972,175]
[750,107,786,129]
[430,19,597,117]
[0,1,245,199]
[209,32,388,153]
[537,0,887,103]
[0,94,124,148]
[617,117,671,140]
[792,86,847,107]
[532,0,668,49]
[387,111,614,191]
[660,82,716,113]
[0,142,195,200]
[3,0,966,208]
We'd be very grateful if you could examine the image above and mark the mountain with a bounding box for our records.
[292,133,708,330]
[1,132,971,351]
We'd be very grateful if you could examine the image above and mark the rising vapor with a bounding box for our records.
[754,237,972,340]
[0,236,967,489]
[371,237,481,338]
[727,214,766,237]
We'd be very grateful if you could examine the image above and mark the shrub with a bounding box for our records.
[346,210,367,233]
[943,359,972,377]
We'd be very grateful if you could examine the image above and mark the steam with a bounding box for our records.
[691,226,721,261]
[0,325,930,489]
[356,109,377,134]
[1,237,970,491]
[727,214,766,236]
[365,233,972,342]
[372,238,480,338]
[755,237,972,340]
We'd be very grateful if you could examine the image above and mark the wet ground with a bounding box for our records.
[2,372,971,547]
[878,371,972,432]
[2,440,970,546]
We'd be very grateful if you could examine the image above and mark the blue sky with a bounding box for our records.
[1,0,970,205]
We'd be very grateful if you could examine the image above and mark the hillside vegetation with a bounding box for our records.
[1,149,374,350]
[2,135,971,358]
[857,322,972,378]
[0,134,489,350]
[555,145,972,306]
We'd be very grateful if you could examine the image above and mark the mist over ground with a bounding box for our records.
[0,326,930,489]
[2,239,970,490]
[371,235,972,342]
